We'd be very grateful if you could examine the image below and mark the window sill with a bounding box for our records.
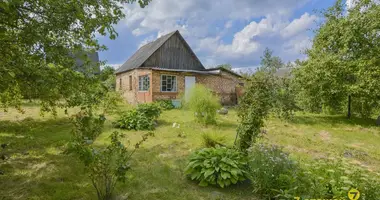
[160,91,178,93]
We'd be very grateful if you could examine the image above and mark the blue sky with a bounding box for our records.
[98,0,343,70]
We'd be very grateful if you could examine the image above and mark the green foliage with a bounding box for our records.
[69,105,154,199]
[201,132,226,148]
[247,144,308,199]
[136,103,162,120]
[0,0,150,112]
[71,109,106,141]
[114,109,154,130]
[259,48,283,73]
[294,0,380,118]
[185,84,221,125]
[156,100,175,110]
[114,103,161,130]
[236,72,274,151]
[301,158,380,199]
[272,75,298,120]
[185,147,247,188]
[71,131,154,200]
[247,144,380,199]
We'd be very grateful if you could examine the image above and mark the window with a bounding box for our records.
[161,75,177,92]
[129,75,132,91]
[119,78,122,90]
[138,75,150,91]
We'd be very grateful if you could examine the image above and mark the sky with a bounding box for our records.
[98,0,352,71]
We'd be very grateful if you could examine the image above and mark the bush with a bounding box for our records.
[136,103,161,120]
[247,144,380,199]
[156,100,175,110]
[302,158,380,199]
[236,72,274,151]
[247,144,308,199]
[114,103,161,131]
[113,109,155,130]
[185,147,247,188]
[71,109,106,141]
[71,131,154,200]
[185,84,221,125]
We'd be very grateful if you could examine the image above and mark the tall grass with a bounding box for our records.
[183,84,221,125]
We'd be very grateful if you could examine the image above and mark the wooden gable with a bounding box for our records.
[142,32,205,70]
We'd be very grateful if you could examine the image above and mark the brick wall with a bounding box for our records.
[116,69,153,104]
[151,70,243,105]
[152,70,184,101]
[117,69,243,105]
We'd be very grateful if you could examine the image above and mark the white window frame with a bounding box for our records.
[160,74,177,92]
[138,75,150,92]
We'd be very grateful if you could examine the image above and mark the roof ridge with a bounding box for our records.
[139,30,178,49]
[115,30,178,73]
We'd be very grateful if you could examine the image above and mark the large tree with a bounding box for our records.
[0,0,150,112]
[295,0,380,118]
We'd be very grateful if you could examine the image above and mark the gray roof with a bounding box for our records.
[74,51,100,74]
[116,31,177,74]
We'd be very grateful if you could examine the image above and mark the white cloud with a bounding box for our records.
[196,13,316,65]
[117,0,316,68]
[281,13,317,38]
[138,35,155,48]
[225,20,233,29]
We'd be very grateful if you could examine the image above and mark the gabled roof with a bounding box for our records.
[116,31,176,74]
[204,67,243,78]
[116,30,204,74]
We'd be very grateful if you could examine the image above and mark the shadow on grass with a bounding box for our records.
[216,121,237,129]
[156,119,174,127]
[0,117,97,199]
[290,114,377,128]
[122,143,254,200]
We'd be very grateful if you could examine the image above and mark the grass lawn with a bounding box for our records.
[1,105,380,199]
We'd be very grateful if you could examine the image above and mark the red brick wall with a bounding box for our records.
[116,69,153,104]
[117,69,243,105]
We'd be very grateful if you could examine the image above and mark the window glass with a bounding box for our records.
[161,75,177,92]
[138,75,150,91]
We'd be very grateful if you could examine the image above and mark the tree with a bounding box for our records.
[259,48,284,73]
[294,0,380,118]
[0,0,150,112]
[235,71,275,151]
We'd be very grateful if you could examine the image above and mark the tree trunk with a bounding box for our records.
[347,95,351,119]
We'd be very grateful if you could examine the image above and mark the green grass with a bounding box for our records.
[1,105,380,199]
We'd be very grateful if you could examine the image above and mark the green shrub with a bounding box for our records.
[302,158,380,199]
[185,147,247,188]
[247,144,380,199]
[236,72,274,151]
[114,103,161,131]
[201,132,226,148]
[71,131,154,200]
[113,109,154,130]
[136,103,161,119]
[156,99,175,110]
[185,84,221,125]
[71,109,106,141]
[247,144,308,198]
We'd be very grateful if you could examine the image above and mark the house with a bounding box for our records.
[73,51,100,75]
[115,30,244,105]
